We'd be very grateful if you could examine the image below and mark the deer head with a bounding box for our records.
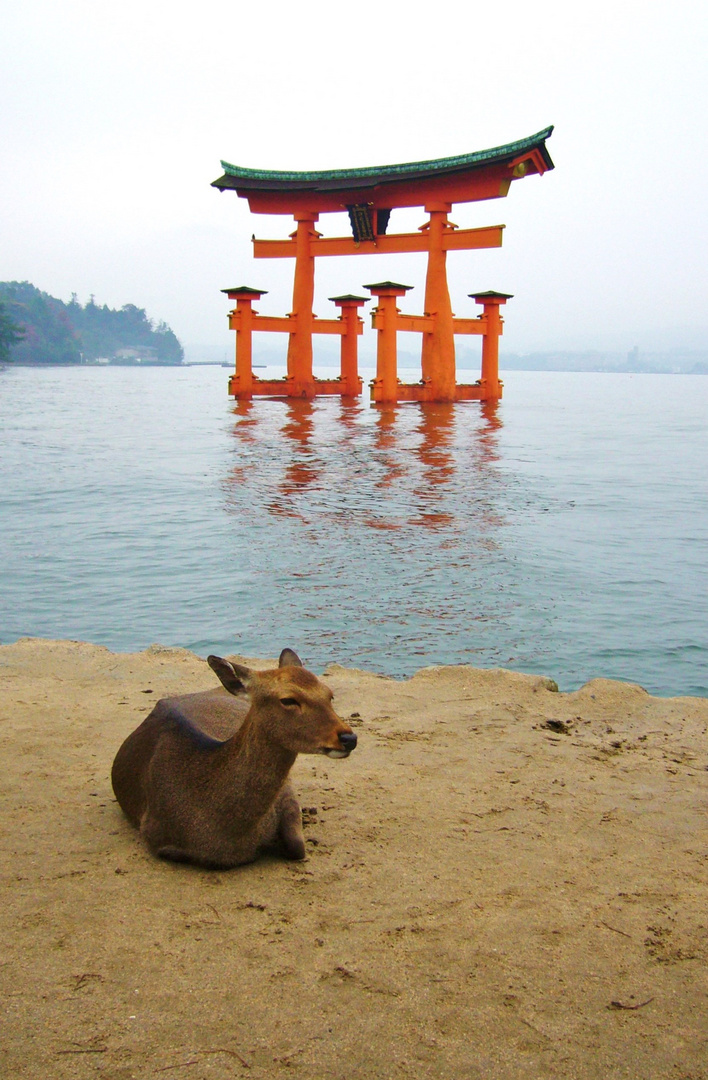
[207,649,357,758]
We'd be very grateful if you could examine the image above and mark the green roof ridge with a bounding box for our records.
[219,127,553,184]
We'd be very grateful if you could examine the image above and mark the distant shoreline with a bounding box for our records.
[0,360,184,368]
[3,361,706,375]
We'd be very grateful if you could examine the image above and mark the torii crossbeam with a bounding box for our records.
[213,127,554,402]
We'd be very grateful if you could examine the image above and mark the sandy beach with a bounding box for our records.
[1,637,706,1079]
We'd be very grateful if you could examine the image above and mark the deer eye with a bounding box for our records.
[280,697,300,708]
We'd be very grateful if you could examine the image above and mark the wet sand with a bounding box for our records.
[1,638,707,1079]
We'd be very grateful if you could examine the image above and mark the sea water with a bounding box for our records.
[1,363,706,696]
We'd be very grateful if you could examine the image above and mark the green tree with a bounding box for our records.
[0,300,24,362]
[0,282,80,364]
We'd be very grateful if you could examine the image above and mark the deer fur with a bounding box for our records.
[111,649,356,869]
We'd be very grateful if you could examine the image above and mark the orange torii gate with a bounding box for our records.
[212,126,554,403]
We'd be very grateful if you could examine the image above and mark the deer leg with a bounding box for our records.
[156,845,193,863]
[277,788,306,860]
[157,846,240,870]
[141,815,194,865]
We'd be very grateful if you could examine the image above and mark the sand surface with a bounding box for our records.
[1,638,707,1079]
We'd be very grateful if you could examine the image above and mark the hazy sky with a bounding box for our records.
[1,0,706,359]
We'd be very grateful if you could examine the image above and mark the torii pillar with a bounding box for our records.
[368,282,414,403]
[287,213,319,396]
[421,204,456,401]
[471,290,513,401]
[224,285,267,398]
[330,294,368,397]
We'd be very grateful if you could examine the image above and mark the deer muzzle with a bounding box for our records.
[325,730,357,758]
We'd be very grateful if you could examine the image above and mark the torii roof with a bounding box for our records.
[212,127,554,215]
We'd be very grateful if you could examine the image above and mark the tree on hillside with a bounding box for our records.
[0,282,81,364]
[149,319,183,364]
[0,301,24,362]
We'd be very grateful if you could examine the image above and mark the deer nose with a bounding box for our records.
[338,732,357,752]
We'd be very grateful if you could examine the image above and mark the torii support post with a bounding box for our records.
[329,294,368,397]
[470,291,513,401]
[222,285,267,398]
[366,282,413,404]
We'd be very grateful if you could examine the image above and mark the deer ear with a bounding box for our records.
[207,655,253,694]
[279,648,303,668]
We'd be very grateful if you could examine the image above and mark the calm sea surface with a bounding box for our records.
[1,364,706,697]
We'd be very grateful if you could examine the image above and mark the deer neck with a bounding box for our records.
[215,707,297,821]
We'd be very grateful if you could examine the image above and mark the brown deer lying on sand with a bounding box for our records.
[111,649,356,869]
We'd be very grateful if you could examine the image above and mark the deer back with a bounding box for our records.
[111,685,249,828]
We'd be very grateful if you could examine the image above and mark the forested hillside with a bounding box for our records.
[0,282,183,364]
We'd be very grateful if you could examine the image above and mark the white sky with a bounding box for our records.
[1,0,706,358]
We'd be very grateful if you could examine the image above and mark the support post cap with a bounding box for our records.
[221,286,269,299]
[364,281,413,297]
[328,294,370,305]
[469,290,513,303]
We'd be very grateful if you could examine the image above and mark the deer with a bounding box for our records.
[110,648,357,869]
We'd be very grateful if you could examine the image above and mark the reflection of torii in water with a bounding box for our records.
[225,400,504,532]
[213,128,554,404]
[404,402,504,532]
[276,402,319,518]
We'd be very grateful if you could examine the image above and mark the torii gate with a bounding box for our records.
[212,126,554,403]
